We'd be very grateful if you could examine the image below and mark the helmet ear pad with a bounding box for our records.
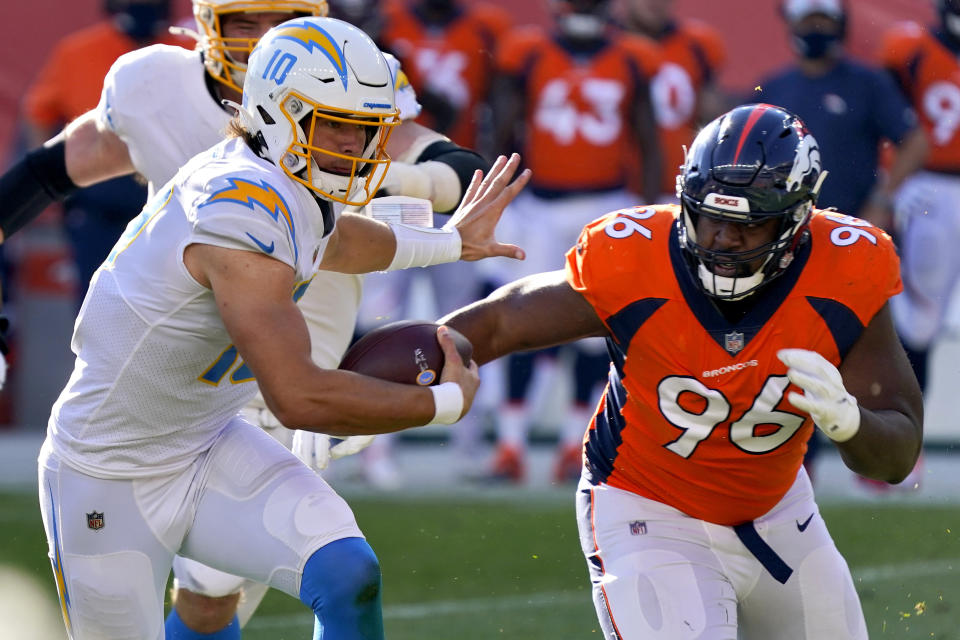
[677,103,822,300]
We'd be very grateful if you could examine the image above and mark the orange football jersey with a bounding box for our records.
[495,27,661,193]
[380,1,511,148]
[635,20,726,195]
[565,205,901,525]
[882,22,960,171]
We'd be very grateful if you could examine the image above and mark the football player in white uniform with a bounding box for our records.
[0,1,493,638]
[36,16,528,640]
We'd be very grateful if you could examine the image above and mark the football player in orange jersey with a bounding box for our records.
[375,0,511,151]
[616,0,729,201]
[440,104,923,639]
[881,0,960,394]
[484,0,664,483]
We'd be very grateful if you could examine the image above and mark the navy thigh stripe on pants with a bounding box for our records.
[733,521,794,584]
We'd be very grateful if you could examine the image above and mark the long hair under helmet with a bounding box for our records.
[677,103,827,300]
[238,16,400,205]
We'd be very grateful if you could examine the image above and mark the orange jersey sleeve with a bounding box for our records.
[880,22,960,170]
[498,30,660,192]
[565,207,899,525]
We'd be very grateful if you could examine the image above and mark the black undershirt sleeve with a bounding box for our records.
[0,138,78,239]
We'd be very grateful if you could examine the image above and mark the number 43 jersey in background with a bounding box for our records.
[495,27,661,194]
[565,205,901,526]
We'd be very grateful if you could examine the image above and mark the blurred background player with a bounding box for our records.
[377,0,511,153]
[755,0,929,484]
[0,0,485,637]
[882,0,960,396]
[18,0,182,304]
[328,0,501,486]
[483,0,662,483]
[758,0,928,229]
[615,0,728,202]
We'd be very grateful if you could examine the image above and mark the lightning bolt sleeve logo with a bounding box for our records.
[200,177,299,262]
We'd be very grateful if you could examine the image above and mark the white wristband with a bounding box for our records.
[387,223,461,271]
[429,382,464,425]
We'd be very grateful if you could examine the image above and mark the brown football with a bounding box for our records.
[339,321,473,386]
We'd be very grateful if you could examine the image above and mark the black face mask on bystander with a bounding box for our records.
[791,30,842,59]
[109,0,171,41]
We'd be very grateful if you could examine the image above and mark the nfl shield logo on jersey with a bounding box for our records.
[724,331,745,355]
[87,511,104,531]
[629,520,647,536]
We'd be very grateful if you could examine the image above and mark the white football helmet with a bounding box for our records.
[191,0,329,94]
[242,17,400,205]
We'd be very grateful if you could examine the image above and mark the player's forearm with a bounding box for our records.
[635,110,664,205]
[265,369,437,436]
[443,272,606,365]
[0,112,138,243]
[320,213,395,272]
[322,213,462,274]
[63,111,135,186]
[885,127,929,194]
[835,407,923,483]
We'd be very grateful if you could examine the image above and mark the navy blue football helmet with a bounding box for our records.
[677,103,826,300]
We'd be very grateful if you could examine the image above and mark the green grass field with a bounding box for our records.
[2,489,958,638]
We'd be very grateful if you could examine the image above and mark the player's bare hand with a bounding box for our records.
[437,325,479,419]
[444,153,531,262]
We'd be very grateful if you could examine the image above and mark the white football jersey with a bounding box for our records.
[48,138,333,478]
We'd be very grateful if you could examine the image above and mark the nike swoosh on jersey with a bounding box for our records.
[246,233,275,254]
[796,513,815,532]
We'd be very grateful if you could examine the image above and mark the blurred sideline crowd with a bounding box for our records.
[2,0,954,490]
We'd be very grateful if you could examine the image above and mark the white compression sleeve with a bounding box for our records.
[386,223,461,271]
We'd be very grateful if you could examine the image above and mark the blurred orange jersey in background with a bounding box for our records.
[882,22,960,172]
[381,0,511,148]
[495,26,661,193]
[641,20,726,197]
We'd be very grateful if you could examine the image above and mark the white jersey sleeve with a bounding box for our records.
[384,52,421,122]
[189,173,307,272]
[95,45,232,192]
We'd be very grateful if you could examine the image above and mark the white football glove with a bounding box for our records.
[291,430,376,472]
[777,348,861,442]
